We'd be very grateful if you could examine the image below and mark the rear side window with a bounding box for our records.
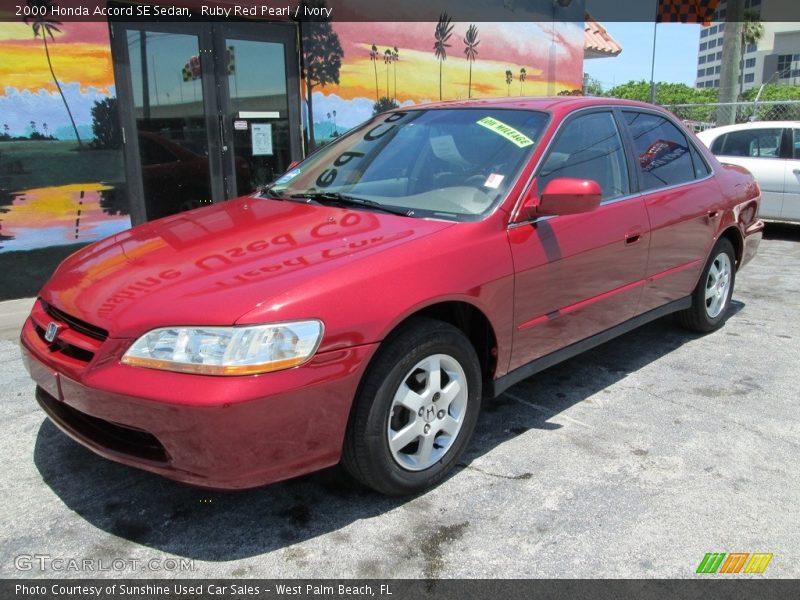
[794,129,799,159]
[710,128,783,158]
[623,111,695,191]
[537,111,630,202]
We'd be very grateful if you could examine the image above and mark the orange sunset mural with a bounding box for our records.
[0,20,129,270]
[303,18,583,145]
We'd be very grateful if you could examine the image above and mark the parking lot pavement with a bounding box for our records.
[2,226,799,580]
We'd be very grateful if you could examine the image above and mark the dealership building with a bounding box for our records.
[0,0,625,299]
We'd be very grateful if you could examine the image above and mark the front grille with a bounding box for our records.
[30,300,106,366]
[37,387,168,463]
[42,301,108,341]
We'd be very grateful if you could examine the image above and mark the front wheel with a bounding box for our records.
[677,237,736,333]
[342,318,482,495]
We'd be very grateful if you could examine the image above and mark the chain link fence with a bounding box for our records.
[662,101,800,132]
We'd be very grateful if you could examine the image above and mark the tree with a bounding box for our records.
[433,13,454,101]
[384,49,392,98]
[23,0,83,147]
[299,0,343,151]
[739,9,764,99]
[505,70,513,95]
[717,0,745,126]
[583,74,604,96]
[519,68,527,96]
[370,44,380,101]
[90,97,121,149]
[373,97,399,115]
[392,46,399,101]
[463,24,479,99]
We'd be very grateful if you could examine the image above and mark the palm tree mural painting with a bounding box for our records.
[463,24,480,99]
[433,13,454,101]
[23,0,83,147]
[392,46,399,101]
[519,68,527,96]
[505,70,514,95]
[384,49,392,98]
[370,44,380,101]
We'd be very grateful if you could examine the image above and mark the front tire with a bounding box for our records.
[677,237,736,333]
[342,318,482,495]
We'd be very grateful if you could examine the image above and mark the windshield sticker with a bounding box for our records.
[275,168,301,185]
[483,173,505,189]
[476,117,534,148]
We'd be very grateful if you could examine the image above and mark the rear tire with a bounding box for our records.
[342,318,481,495]
[677,237,736,333]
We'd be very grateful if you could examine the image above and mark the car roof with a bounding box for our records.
[397,96,669,115]
[697,121,800,139]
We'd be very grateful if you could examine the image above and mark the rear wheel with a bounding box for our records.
[677,237,736,333]
[342,318,481,495]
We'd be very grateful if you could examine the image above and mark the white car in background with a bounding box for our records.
[697,121,800,222]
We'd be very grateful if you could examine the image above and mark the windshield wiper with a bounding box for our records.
[257,185,287,199]
[289,192,414,217]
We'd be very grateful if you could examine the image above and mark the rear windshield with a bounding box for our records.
[269,108,549,221]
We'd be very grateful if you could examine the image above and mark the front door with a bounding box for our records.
[111,20,302,224]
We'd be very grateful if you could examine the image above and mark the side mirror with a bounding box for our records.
[520,177,602,219]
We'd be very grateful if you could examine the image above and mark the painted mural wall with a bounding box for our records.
[302,18,584,147]
[0,21,129,299]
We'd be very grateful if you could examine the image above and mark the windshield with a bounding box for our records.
[268,108,549,221]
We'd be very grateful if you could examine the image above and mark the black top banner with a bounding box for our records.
[0,0,798,22]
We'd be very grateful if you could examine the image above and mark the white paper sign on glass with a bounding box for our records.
[251,123,273,156]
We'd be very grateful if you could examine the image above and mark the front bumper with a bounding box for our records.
[21,309,377,489]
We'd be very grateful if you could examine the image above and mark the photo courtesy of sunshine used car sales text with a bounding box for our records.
[13,583,392,597]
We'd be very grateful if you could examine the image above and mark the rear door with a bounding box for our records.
[708,127,787,219]
[508,109,649,371]
[621,110,718,313]
[782,128,800,221]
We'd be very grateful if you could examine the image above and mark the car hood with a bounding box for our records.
[41,197,454,338]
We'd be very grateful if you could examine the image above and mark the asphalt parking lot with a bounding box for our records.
[2,225,799,579]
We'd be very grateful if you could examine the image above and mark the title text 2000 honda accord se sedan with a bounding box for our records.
[21,98,763,495]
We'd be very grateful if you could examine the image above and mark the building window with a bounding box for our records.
[699,55,707,64]
[698,69,705,77]
[717,51,723,60]
[745,58,756,68]
[744,73,755,83]
[715,65,721,74]
[709,39,717,48]
[777,54,795,77]
[709,25,717,35]
[701,28,709,38]
[700,42,708,51]
[746,43,757,53]
[706,67,715,76]
[718,23,725,32]
[713,79,720,87]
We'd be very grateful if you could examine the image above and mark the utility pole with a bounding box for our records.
[717,0,744,126]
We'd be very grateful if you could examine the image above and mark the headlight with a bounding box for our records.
[121,320,323,376]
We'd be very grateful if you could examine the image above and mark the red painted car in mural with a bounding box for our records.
[21,97,763,495]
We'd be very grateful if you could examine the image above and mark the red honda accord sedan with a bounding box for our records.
[21,97,763,495]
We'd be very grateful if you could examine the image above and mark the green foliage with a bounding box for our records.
[373,97,399,115]
[90,97,121,150]
[583,75,604,96]
[742,84,800,102]
[604,80,718,105]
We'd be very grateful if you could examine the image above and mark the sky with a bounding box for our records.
[584,22,703,90]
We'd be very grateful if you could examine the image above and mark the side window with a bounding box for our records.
[538,111,630,202]
[623,111,695,191]
[689,143,711,178]
[712,128,783,158]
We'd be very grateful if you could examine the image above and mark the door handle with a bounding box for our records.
[625,231,642,245]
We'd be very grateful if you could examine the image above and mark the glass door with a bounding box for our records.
[111,21,301,224]
[214,23,302,198]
